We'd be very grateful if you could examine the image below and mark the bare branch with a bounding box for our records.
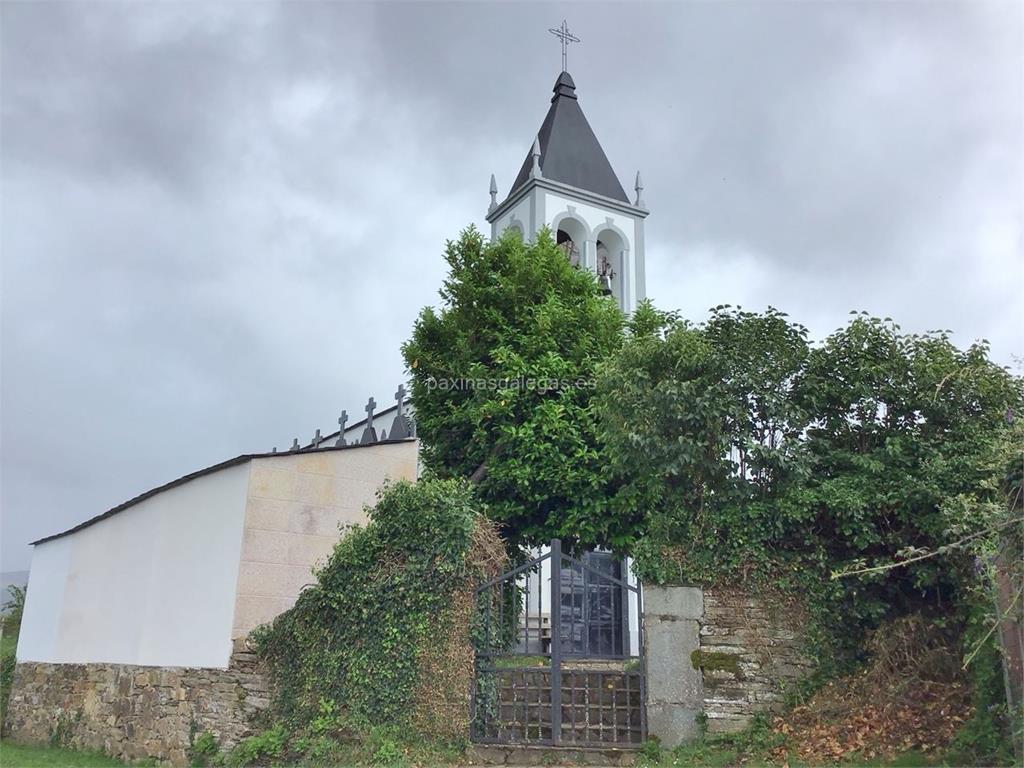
[831,515,1024,580]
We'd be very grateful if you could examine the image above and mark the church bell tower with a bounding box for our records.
[486,70,649,313]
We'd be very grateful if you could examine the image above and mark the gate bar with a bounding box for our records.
[549,538,562,745]
[560,553,639,591]
[475,550,551,592]
[638,583,648,742]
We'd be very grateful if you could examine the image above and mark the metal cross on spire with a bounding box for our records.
[548,20,580,72]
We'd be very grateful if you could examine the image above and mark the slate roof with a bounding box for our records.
[507,71,628,203]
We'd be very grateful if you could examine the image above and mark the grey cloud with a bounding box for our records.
[1,1,1020,572]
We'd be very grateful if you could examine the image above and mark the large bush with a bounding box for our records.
[254,478,504,735]
[598,306,1021,641]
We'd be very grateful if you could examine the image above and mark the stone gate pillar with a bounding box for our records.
[643,586,704,747]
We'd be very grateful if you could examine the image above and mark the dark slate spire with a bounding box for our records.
[508,71,629,203]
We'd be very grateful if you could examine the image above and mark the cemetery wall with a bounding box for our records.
[4,640,268,766]
[232,441,419,637]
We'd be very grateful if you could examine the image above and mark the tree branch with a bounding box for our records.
[469,462,488,484]
[830,515,1024,580]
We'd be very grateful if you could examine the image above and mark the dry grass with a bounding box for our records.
[411,517,507,740]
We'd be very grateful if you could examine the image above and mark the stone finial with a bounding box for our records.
[635,171,645,207]
[291,438,300,451]
[336,410,348,447]
[488,174,498,213]
[389,383,412,440]
[311,429,322,449]
[360,397,378,445]
[529,137,542,179]
[271,447,277,454]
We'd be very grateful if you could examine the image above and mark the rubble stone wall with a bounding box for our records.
[698,588,813,734]
[3,641,268,765]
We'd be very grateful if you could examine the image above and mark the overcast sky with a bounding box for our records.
[2,1,1021,572]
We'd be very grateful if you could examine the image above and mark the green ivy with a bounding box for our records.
[187,729,219,768]
[253,477,485,731]
[223,725,285,767]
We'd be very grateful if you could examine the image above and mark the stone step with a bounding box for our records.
[467,744,638,766]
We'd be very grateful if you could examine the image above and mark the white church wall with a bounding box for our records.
[16,536,72,663]
[627,560,640,656]
[303,401,402,448]
[340,408,398,444]
[231,440,419,637]
[520,547,641,656]
[17,462,252,669]
[544,191,638,249]
[490,195,532,241]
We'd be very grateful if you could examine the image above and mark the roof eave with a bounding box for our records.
[29,438,419,547]
[486,176,649,226]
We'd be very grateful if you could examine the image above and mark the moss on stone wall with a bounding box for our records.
[691,649,743,677]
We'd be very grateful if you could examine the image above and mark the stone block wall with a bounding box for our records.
[644,586,812,744]
[4,641,269,765]
[698,588,813,734]
[643,586,704,747]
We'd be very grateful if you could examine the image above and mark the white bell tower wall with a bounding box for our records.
[491,181,646,314]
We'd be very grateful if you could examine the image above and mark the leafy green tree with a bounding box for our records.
[794,317,1021,607]
[599,308,1021,610]
[402,227,625,548]
[596,305,813,572]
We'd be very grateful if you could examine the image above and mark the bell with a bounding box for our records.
[599,273,612,294]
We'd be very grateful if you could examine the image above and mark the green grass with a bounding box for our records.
[642,742,960,768]
[0,742,125,767]
[0,729,468,768]
[0,737,963,768]
[489,654,549,668]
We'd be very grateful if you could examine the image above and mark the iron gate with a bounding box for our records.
[470,539,645,747]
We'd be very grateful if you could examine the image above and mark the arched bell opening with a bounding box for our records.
[554,216,587,269]
[594,228,626,307]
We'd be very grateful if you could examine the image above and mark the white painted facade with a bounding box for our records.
[17,441,419,669]
[301,401,409,451]
[545,189,643,312]
[18,463,251,668]
[519,549,641,657]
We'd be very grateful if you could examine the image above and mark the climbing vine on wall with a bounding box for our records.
[252,478,505,733]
